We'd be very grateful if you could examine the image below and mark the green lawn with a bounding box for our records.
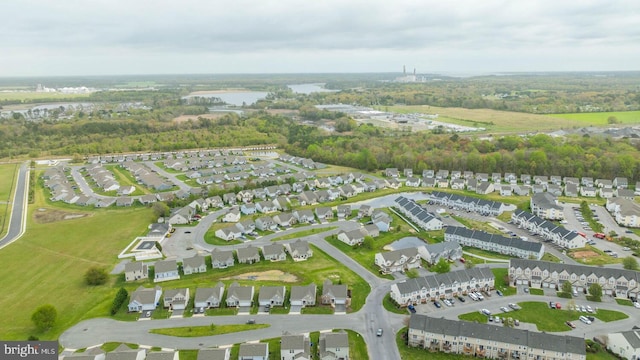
[458,312,488,323]
[541,252,563,263]
[548,111,640,125]
[491,268,516,296]
[568,246,622,266]
[0,163,18,239]
[383,293,409,314]
[457,301,628,332]
[343,329,369,360]
[529,288,544,295]
[0,91,91,101]
[149,323,269,337]
[462,247,513,261]
[0,181,156,340]
[270,226,337,241]
[615,298,633,306]
[106,165,150,195]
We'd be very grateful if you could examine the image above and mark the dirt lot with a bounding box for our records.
[222,269,298,282]
[33,208,90,224]
[568,250,599,259]
[172,113,228,123]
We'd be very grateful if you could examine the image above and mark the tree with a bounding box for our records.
[432,258,451,274]
[361,236,374,250]
[623,256,639,270]
[588,283,603,301]
[464,259,476,269]
[561,280,573,295]
[607,116,619,124]
[31,305,57,331]
[111,288,128,315]
[152,202,170,218]
[84,267,109,286]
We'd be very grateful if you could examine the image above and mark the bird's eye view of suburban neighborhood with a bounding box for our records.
[4,2,640,360]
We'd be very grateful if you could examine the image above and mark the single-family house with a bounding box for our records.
[337,230,364,246]
[255,216,278,231]
[222,208,241,223]
[256,200,277,214]
[287,240,313,261]
[258,285,286,307]
[211,248,235,268]
[238,343,268,360]
[163,288,190,310]
[240,203,257,215]
[226,282,254,307]
[293,209,315,224]
[125,262,149,282]
[182,255,207,275]
[336,205,352,219]
[64,348,105,360]
[262,243,287,262]
[154,259,180,282]
[319,331,350,360]
[374,247,422,274]
[237,245,261,264]
[321,279,348,306]
[607,329,640,360]
[194,282,225,309]
[128,286,162,312]
[215,225,242,241]
[315,207,333,221]
[290,283,317,308]
[168,206,194,225]
[358,204,373,218]
[281,334,312,360]
[105,345,147,360]
[273,213,296,228]
[197,348,230,360]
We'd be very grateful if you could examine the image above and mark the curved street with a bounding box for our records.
[0,162,29,250]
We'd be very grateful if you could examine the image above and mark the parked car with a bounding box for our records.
[443,299,452,307]
[407,304,416,314]
[523,288,529,293]
[457,296,466,303]
[579,316,591,324]
[469,293,478,301]
[580,305,586,312]
[633,302,640,309]
[500,306,510,313]
[549,301,556,309]
[433,301,441,308]
[508,303,521,310]
[586,305,593,313]
[565,321,576,329]
[514,319,520,326]
[481,309,491,316]
[496,290,503,296]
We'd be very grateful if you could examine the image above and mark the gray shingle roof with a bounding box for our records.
[238,343,268,357]
[197,348,229,360]
[510,259,640,283]
[409,314,585,355]
[394,267,494,295]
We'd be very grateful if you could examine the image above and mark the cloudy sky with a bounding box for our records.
[1,0,639,76]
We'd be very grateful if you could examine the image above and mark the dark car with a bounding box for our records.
[496,290,503,296]
[587,316,595,322]
[408,304,417,313]
[457,296,466,302]
[433,301,441,308]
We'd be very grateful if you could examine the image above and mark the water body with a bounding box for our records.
[288,83,337,94]
[184,91,269,106]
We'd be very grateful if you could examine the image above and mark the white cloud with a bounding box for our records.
[1,0,639,75]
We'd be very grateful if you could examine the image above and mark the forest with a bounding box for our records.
[1,72,640,181]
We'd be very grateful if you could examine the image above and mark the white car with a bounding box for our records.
[469,293,478,301]
[476,293,485,301]
[481,309,491,316]
[586,306,593,313]
[634,302,640,309]
[580,305,586,312]
[579,316,591,325]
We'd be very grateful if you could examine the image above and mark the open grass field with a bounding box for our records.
[0,91,91,102]
[492,268,516,296]
[271,226,337,241]
[382,105,583,133]
[0,163,19,239]
[0,182,156,340]
[548,111,640,125]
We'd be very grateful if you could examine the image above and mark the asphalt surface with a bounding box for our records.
[0,162,29,249]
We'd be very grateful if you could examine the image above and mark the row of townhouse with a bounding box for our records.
[606,197,640,228]
[389,267,495,305]
[444,226,545,260]
[394,196,443,231]
[127,278,348,313]
[121,161,174,191]
[388,168,629,190]
[278,154,325,170]
[408,314,586,360]
[124,241,313,283]
[374,240,463,274]
[509,258,640,299]
[426,191,509,216]
[511,210,586,249]
[530,192,564,220]
[163,155,249,172]
[84,164,122,192]
[86,147,251,164]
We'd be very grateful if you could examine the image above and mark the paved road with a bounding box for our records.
[145,161,192,192]
[0,162,29,250]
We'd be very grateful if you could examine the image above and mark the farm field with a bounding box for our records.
[548,111,640,125]
[0,163,19,239]
[0,91,91,102]
[382,105,582,133]
[0,184,156,340]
